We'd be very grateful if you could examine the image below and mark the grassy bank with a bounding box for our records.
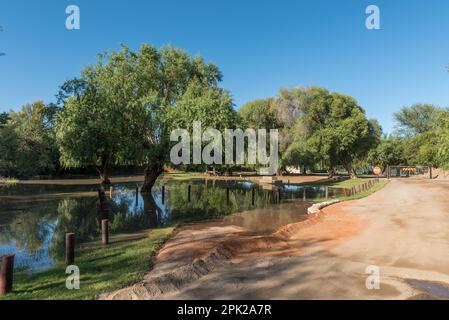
[0,227,175,300]
[324,178,389,201]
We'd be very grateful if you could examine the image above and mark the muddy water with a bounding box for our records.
[0,179,327,271]
[191,201,313,235]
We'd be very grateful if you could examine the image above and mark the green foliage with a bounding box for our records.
[394,103,442,137]
[239,98,280,129]
[436,111,449,169]
[55,44,233,186]
[55,47,148,177]
[367,136,406,167]
[165,79,237,132]
[273,87,381,176]
[383,105,447,168]
[0,101,58,178]
[0,112,9,126]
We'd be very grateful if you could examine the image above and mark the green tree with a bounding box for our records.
[0,102,58,177]
[239,98,280,129]
[436,111,449,168]
[394,104,442,137]
[56,45,159,184]
[275,88,381,178]
[56,44,230,190]
[367,135,406,168]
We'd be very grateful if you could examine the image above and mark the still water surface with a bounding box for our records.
[0,179,329,271]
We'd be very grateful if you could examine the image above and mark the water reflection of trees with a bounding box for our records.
[1,182,284,269]
[109,192,161,232]
[0,210,54,253]
[166,184,275,221]
[0,196,58,245]
[49,198,99,261]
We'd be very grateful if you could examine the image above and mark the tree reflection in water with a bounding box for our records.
[0,180,322,271]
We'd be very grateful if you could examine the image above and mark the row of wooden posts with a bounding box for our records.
[182,178,380,205]
[0,188,114,296]
[338,178,380,198]
[65,187,120,267]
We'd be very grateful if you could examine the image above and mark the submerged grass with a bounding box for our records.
[0,227,175,300]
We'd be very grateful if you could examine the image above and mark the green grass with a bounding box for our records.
[0,227,175,300]
[326,178,379,188]
[324,178,389,201]
[161,171,204,181]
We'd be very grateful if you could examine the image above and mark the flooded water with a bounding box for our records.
[0,179,330,271]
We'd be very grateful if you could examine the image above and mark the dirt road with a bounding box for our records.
[103,179,449,300]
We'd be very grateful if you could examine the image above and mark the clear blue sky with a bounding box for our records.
[1,0,449,133]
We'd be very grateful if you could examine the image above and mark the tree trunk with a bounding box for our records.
[98,156,111,185]
[142,193,160,227]
[346,164,357,179]
[141,162,164,193]
[327,168,335,179]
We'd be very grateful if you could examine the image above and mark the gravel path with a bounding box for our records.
[102,179,449,300]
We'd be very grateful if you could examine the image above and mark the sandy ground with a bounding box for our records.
[102,179,449,300]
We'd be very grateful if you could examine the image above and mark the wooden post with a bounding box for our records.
[252,188,255,206]
[109,186,113,198]
[429,166,433,180]
[135,187,139,206]
[0,254,14,296]
[188,185,191,202]
[162,186,165,204]
[102,219,109,245]
[303,187,306,201]
[65,233,75,265]
[325,187,329,200]
[278,188,282,202]
[226,188,230,204]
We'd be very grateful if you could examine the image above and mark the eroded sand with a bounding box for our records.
[102,179,449,300]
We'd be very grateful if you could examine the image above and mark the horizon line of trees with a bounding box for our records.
[240,94,449,177]
[1,43,449,190]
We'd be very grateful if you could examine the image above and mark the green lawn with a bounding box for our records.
[325,178,389,201]
[161,171,204,181]
[0,227,175,300]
